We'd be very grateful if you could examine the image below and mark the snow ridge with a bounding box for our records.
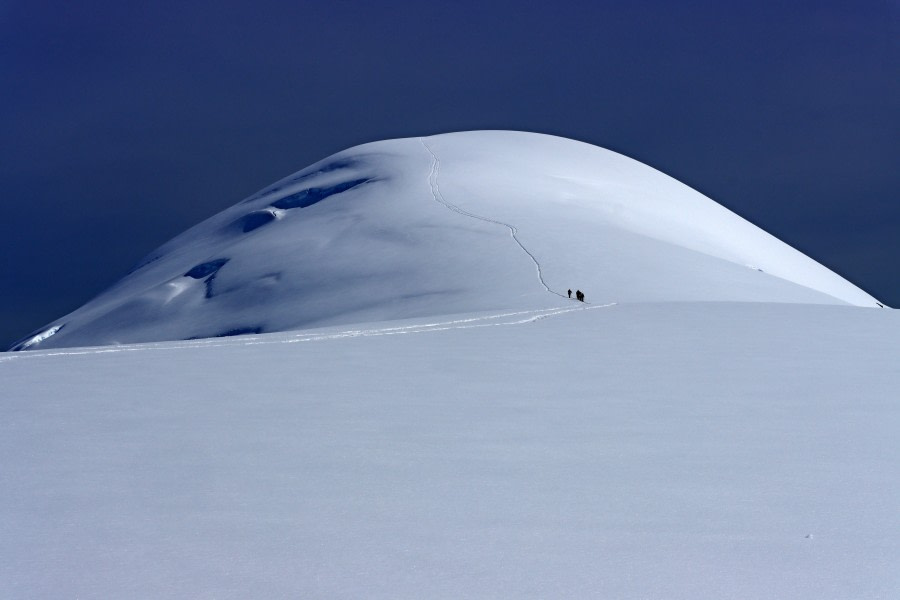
[420,138,566,299]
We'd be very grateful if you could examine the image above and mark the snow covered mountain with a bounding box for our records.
[8,131,880,351]
[2,131,897,598]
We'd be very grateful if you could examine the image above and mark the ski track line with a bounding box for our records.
[419,138,567,300]
[0,304,616,363]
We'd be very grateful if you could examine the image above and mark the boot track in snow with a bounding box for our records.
[420,137,567,300]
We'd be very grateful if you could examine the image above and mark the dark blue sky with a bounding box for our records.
[1,0,897,347]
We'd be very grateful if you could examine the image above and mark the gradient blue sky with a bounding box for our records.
[1,0,897,347]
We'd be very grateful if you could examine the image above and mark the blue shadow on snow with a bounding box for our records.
[233,210,276,233]
[215,327,263,337]
[184,258,230,279]
[271,178,370,210]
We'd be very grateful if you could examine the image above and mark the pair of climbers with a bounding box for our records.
[567,289,585,302]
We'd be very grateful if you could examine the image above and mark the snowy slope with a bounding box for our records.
[2,302,898,598]
[3,131,894,597]
[9,131,880,351]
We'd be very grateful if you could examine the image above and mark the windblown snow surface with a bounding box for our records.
[2,132,897,598]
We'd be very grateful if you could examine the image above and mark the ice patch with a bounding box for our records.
[185,259,229,279]
[270,178,371,210]
[233,210,277,233]
[9,324,65,351]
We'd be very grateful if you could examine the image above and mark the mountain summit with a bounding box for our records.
[10,131,880,350]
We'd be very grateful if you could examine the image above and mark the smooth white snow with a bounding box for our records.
[1,302,898,598]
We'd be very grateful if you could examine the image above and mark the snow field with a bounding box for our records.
[2,302,897,598]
